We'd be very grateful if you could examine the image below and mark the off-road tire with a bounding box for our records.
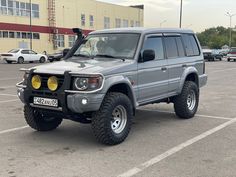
[39,57,46,63]
[18,57,24,64]
[91,92,133,145]
[174,81,199,119]
[24,105,63,131]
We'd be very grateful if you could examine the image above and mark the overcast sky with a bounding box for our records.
[97,0,236,32]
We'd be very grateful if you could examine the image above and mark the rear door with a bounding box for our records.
[29,50,39,61]
[21,50,31,61]
[137,34,169,104]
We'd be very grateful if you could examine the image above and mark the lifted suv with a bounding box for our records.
[17,28,207,145]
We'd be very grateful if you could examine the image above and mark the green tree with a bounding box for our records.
[196,26,236,49]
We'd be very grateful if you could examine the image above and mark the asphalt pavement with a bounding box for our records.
[0,59,235,177]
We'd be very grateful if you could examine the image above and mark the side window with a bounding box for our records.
[21,50,29,54]
[142,37,164,60]
[164,37,178,58]
[176,37,185,57]
[182,34,200,56]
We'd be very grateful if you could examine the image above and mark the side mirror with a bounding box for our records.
[72,28,83,38]
[63,48,70,57]
[141,49,155,62]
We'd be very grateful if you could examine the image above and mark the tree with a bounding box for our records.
[196,26,236,49]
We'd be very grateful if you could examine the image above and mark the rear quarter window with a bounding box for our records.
[182,34,200,56]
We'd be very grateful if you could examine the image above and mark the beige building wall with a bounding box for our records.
[0,0,144,54]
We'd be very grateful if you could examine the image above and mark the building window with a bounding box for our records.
[89,15,94,27]
[81,14,85,26]
[33,33,40,39]
[123,19,128,27]
[0,0,7,15]
[9,31,15,38]
[32,4,39,18]
[68,35,76,47]
[115,18,121,28]
[56,35,65,47]
[22,32,27,39]
[3,31,8,38]
[7,0,13,15]
[130,20,134,27]
[135,21,140,27]
[16,32,21,38]
[104,17,110,29]
[0,31,2,38]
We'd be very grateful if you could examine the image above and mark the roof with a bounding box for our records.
[90,27,194,35]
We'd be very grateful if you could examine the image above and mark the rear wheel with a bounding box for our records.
[91,92,133,145]
[24,105,63,131]
[227,58,231,62]
[18,57,24,64]
[173,81,199,119]
[39,57,46,63]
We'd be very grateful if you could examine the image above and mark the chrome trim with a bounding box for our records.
[30,103,63,111]
[20,68,30,72]
[16,81,27,88]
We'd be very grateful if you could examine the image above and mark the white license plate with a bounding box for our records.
[33,97,58,107]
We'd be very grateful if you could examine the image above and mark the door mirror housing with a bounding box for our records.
[141,49,155,62]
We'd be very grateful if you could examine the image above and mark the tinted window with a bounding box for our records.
[21,50,29,54]
[182,34,200,56]
[176,37,185,57]
[164,37,178,58]
[142,37,164,60]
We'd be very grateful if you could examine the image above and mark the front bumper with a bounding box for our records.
[199,74,207,88]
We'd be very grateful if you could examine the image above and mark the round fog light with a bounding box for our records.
[47,76,58,91]
[31,75,41,90]
[82,98,88,105]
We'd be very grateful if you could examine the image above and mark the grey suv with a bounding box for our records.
[17,28,207,145]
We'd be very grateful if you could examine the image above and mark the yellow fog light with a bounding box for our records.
[31,75,41,89]
[47,76,58,91]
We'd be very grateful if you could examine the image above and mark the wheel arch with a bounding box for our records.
[178,67,199,94]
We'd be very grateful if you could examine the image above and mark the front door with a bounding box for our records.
[137,34,169,104]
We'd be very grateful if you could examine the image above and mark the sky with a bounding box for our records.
[97,0,236,32]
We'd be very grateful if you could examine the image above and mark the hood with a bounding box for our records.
[31,57,134,75]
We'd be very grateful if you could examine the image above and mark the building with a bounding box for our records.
[0,0,144,53]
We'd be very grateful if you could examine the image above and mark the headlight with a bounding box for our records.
[74,75,103,91]
[31,75,41,89]
[47,76,58,91]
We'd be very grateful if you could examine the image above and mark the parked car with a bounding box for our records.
[48,48,70,62]
[1,49,48,64]
[202,49,222,61]
[227,47,236,61]
[16,28,207,145]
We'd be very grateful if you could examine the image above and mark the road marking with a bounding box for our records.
[0,86,16,89]
[0,77,21,81]
[210,68,236,74]
[139,108,233,120]
[0,126,29,135]
[0,99,19,104]
[0,93,17,97]
[118,118,236,177]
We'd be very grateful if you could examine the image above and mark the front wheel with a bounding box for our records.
[91,92,133,145]
[24,105,63,131]
[173,81,199,119]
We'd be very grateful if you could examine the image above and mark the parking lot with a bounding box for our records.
[0,59,235,177]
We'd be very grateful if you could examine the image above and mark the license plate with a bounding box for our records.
[33,97,58,107]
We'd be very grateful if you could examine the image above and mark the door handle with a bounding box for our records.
[161,67,167,71]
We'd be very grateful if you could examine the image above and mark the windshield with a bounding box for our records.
[230,48,236,53]
[8,49,19,53]
[73,33,140,59]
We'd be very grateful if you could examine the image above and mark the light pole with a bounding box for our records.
[160,20,167,28]
[226,12,236,48]
[179,0,183,28]
[29,0,32,50]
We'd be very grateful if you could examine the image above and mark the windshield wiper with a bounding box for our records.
[94,54,125,61]
[73,54,91,58]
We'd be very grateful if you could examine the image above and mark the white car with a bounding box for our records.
[0,49,48,64]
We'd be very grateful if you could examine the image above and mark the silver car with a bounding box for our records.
[17,28,207,145]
